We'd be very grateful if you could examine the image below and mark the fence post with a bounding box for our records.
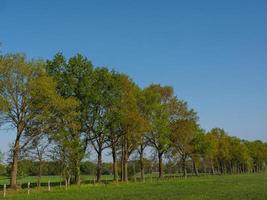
[3,184,6,198]
[65,179,68,190]
[27,182,30,195]
[59,181,62,189]
[48,180,51,192]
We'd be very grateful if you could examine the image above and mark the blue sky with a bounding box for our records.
[0,0,267,154]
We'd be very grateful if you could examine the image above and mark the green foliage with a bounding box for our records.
[1,52,267,187]
[146,84,174,154]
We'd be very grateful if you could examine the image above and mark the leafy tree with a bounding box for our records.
[137,87,161,180]
[86,67,120,182]
[228,137,252,173]
[0,54,54,189]
[46,53,92,184]
[22,135,51,188]
[169,98,198,177]
[105,72,125,181]
[119,75,146,182]
[191,127,208,176]
[146,84,173,178]
[246,140,267,172]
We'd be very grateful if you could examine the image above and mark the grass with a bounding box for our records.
[1,173,267,200]
[0,173,184,185]
[0,175,114,185]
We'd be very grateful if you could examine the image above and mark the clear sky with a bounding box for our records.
[0,0,267,154]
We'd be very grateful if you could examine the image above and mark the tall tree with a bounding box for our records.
[0,54,46,189]
[146,84,174,178]
[46,53,93,184]
[105,72,125,182]
[136,88,158,181]
[86,67,120,182]
[119,76,146,182]
[169,98,198,177]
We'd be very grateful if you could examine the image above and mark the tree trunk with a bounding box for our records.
[74,158,81,185]
[96,150,102,182]
[123,149,128,182]
[111,146,118,182]
[120,141,124,181]
[203,159,207,175]
[193,159,199,176]
[182,156,187,178]
[10,139,20,189]
[37,160,42,189]
[140,147,145,181]
[158,152,163,179]
[211,160,215,175]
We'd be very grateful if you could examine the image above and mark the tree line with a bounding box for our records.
[0,53,266,189]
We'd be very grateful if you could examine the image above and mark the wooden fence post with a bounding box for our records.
[65,179,68,190]
[3,184,6,198]
[48,180,51,191]
[27,182,30,195]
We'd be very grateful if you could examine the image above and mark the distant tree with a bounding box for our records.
[80,161,96,175]
[169,99,198,177]
[228,137,252,173]
[0,151,5,176]
[190,128,208,175]
[0,150,3,163]
[22,135,50,188]
[246,140,267,172]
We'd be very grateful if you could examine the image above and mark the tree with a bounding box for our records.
[0,54,50,189]
[0,151,5,176]
[136,87,159,181]
[146,84,174,178]
[105,72,125,182]
[46,53,93,184]
[206,128,231,174]
[118,75,146,182]
[246,140,267,172]
[0,150,3,163]
[86,67,120,182]
[228,137,252,174]
[22,135,50,188]
[169,98,198,177]
[191,128,209,175]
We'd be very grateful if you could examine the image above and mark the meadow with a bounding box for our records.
[1,173,267,200]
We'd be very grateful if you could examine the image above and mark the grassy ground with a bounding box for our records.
[1,173,267,200]
[0,173,181,185]
[0,175,114,185]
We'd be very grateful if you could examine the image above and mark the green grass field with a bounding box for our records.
[1,173,267,200]
[0,175,115,185]
[0,173,184,185]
